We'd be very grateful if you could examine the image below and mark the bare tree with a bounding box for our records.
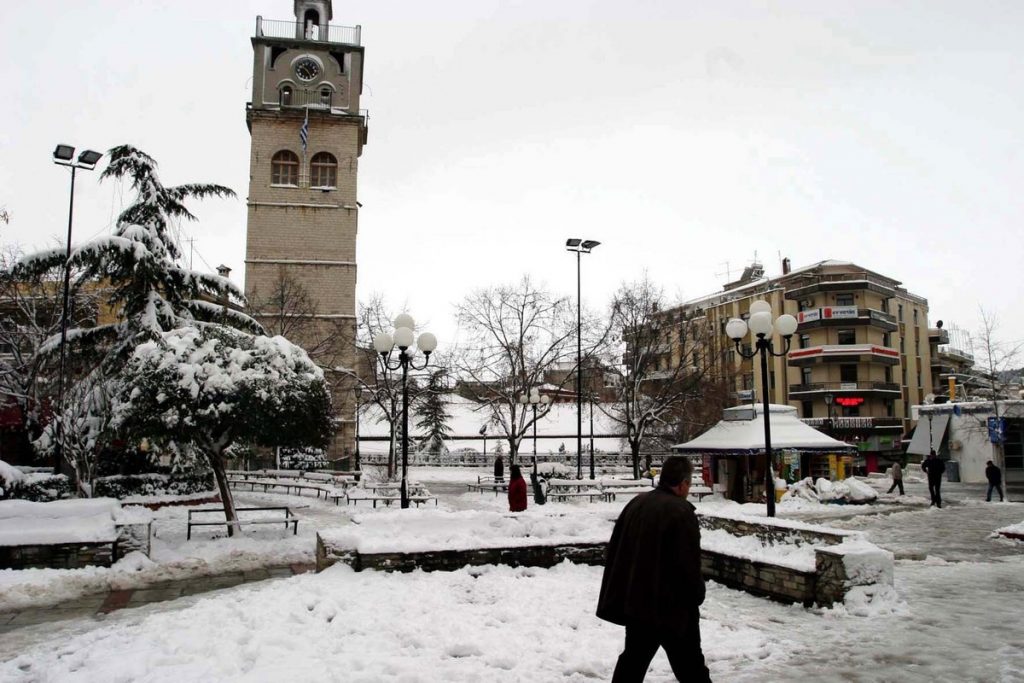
[602,277,723,478]
[456,276,603,463]
[957,308,1024,467]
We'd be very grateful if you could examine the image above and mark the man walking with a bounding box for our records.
[986,460,1004,502]
[887,461,905,495]
[921,450,946,508]
[597,456,710,682]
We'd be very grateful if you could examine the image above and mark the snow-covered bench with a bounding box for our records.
[0,498,152,569]
[186,506,300,540]
[227,477,340,500]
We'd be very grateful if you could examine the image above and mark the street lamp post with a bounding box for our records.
[354,386,363,473]
[726,301,798,517]
[519,388,552,475]
[824,392,835,436]
[373,314,437,509]
[566,238,600,480]
[51,144,103,475]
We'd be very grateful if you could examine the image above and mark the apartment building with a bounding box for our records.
[652,259,936,472]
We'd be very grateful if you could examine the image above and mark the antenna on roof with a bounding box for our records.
[715,261,732,281]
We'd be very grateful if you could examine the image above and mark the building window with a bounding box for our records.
[898,304,904,322]
[799,334,811,349]
[802,401,814,418]
[885,400,895,417]
[883,332,891,347]
[885,366,892,383]
[743,374,754,390]
[840,364,858,383]
[837,329,856,345]
[913,309,919,324]
[320,88,333,107]
[310,152,337,188]
[279,85,293,106]
[271,150,299,186]
[801,367,812,385]
[836,293,854,306]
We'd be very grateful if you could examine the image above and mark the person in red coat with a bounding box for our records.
[508,464,528,512]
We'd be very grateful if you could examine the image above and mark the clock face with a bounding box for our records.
[295,57,321,82]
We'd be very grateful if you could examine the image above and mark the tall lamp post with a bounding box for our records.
[353,386,363,473]
[373,314,437,509]
[566,238,600,480]
[519,388,552,475]
[51,144,103,475]
[726,301,798,517]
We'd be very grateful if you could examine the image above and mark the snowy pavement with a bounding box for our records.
[0,469,1022,681]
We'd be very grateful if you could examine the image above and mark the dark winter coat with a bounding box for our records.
[596,487,705,627]
[922,456,946,482]
[494,458,504,481]
[508,476,528,512]
[986,464,1003,485]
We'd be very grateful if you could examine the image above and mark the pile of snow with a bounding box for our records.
[781,477,878,505]
[0,498,124,546]
[0,459,25,496]
[322,508,617,554]
[995,520,1024,539]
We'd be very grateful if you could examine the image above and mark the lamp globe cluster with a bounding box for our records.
[725,300,798,342]
[373,314,437,357]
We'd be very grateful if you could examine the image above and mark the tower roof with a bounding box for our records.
[295,0,332,21]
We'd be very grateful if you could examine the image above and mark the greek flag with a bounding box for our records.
[300,108,310,153]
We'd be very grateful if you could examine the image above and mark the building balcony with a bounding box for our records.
[802,417,904,432]
[789,381,901,397]
[255,17,361,46]
[929,327,950,344]
[787,344,901,366]
[794,307,897,332]
[784,273,897,301]
[938,346,974,364]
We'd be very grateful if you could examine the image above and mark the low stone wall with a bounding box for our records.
[0,541,114,570]
[697,514,849,547]
[317,516,888,606]
[116,522,152,558]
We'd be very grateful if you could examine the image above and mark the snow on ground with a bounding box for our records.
[2,554,1023,682]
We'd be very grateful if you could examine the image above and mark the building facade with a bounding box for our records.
[243,1,368,462]
[653,259,937,472]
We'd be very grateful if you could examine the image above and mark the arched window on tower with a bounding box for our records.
[319,87,333,108]
[279,85,293,107]
[271,150,299,186]
[310,152,337,188]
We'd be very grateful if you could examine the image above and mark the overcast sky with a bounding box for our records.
[2,1,1022,353]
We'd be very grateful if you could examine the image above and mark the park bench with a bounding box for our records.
[467,476,510,495]
[227,477,338,500]
[186,506,300,540]
[345,491,438,508]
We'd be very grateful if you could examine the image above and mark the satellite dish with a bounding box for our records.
[924,393,936,405]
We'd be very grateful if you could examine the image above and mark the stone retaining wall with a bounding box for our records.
[0,542,114,570]
[116,522,152,558]
[317,516,888,606]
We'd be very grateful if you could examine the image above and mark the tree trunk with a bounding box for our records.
[509,438,518,466]
[209,452,239,537]
[630,441,641,480]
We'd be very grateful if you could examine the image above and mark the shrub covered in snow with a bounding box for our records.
[92,471,214,499]
[6,472,73,502]
[279,447,328,471]
[0,459,26,498]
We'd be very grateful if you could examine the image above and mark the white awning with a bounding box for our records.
[906,412,951,455]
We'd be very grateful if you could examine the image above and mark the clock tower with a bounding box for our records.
[244,0,367,463]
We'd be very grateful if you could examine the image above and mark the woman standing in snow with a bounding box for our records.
[508,465,528,512]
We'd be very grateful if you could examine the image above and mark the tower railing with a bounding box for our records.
[255,17,361,46]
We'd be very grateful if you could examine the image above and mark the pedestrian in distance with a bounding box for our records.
[494,455,504,482]
[597,456,711,683]
[887,461,905,495]
[508,464,527,512]
[985,460,1004,502]
[921,450,946,508]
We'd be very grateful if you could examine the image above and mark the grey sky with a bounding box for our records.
[2,1,1022,351]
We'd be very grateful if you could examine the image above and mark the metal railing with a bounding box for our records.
[255,17,361,46]
[789,381,901,394]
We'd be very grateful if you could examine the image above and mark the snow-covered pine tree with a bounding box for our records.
[415,369,452,456]
[14,145,260,485]
[113,325,332,532]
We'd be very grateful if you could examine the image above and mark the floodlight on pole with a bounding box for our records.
[51,143,103,475]
[565,237,601,480]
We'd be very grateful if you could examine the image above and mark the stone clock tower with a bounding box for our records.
[244,0,367,463]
